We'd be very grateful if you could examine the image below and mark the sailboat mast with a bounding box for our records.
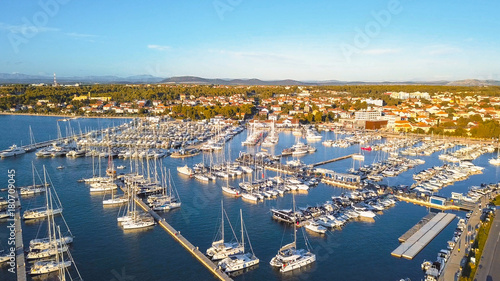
[31,162,35,188]
[293,194,297,245]
[43,166,52,247]
[57,225,66,281]
[221,200,224,242]
[240,209,244,251]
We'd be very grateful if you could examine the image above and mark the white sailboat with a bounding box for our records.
[221,161,241,197]
[19,162,47,196]
[150,169,182,211]
[27,184,69,259]
[29,167,82,280]
[206,201,244,260]
[23,175,63,221]
[218,209,259,273]
[270,195,316,273]
[102,191,128,205]
[120,193,155,230]
[262,121,279,147]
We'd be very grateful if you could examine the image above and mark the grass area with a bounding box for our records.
[492,194,500,206]
[460,212,495,280]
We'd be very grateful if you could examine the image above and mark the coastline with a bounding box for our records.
[0,112,134,119]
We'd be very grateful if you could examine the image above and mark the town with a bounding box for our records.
[1,83,500,139]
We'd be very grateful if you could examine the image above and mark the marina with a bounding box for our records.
[0,115,499,281]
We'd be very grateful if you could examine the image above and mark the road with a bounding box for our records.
[439,191,498,281]
[474,206,500,281]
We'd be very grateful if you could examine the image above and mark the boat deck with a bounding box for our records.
[391,213,455,260]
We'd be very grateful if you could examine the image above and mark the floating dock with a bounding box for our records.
[131,195,233,281]
[14,191,27,281]
[398,213,436,242]
[391,213,455,260]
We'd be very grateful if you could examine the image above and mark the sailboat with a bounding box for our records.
[29,226,82,279]
[218,209,259,273]
[89,155,118,192]
[206,201,244,260]
[28,167,82,279]
[270,195,316,273]
[262,121,279,147]
[102,190,128,206]
[150,169,182,211]
[19,162,47,196]
[120,191,155,230]
[27,168,69,260]
[221,161,241,197]
[23,172,63,220]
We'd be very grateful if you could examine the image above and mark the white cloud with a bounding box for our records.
[0,22,58,34]
[360,48,401,55]
[147,44,171,51]
[425,45,462,56]
[65,32,97,38]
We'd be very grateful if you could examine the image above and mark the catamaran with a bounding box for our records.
[218,209,259,273]
[206,201,244,260]
[270,195,316,273]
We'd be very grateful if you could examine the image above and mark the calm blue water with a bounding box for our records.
[0,116,498,281]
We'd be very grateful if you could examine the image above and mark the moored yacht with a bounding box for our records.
[206,201,244,260]
[218,209,259,273]
[177,165,194,176]
[270,195,316,273]
[0,144,26,158]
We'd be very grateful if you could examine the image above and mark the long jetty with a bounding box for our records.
[311,153,357,167]
[391,212,456,259]
[131,195,232,281]
[14,191,27,281]
[395,195,466,211]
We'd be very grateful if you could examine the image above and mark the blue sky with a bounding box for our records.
[1,0,499,81]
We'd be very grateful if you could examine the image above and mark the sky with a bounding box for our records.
[1,0,499,81]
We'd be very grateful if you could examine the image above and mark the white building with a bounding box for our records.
[354,110,381,120]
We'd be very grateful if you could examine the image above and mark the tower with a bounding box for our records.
[53,73,58,87]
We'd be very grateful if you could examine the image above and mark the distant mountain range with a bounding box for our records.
[1,73,499,86]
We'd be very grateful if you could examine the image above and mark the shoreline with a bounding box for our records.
[0,112,497,143]
[0,112,134,119]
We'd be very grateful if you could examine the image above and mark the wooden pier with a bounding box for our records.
[14,191,27,281]
[312,153,357,167]
[132,196,233,281]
